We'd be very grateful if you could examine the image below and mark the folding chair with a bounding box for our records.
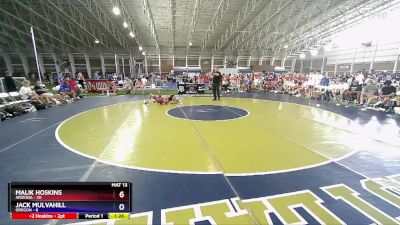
[8,92,30,104]
[0,93,16,106]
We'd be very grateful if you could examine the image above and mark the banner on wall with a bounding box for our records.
[86,79,109,92]
[178,83,205,94]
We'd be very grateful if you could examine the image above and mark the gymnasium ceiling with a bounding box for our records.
[0,0,399,58]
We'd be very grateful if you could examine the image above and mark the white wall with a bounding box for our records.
[218,68,239,75]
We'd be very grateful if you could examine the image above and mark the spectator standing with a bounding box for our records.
[45,73,51,84]
[77,72,85,90]
[355,72,365,85]
[386,73,392,81]
[321,74,330,86]
[56,72,63,85]
[4,71,17,92]
[107,73,113,80]
[314,71,324,86]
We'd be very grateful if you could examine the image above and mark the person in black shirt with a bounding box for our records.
[34,80,64,105]
[379,80,396,105]
[45,73,50,83]
[33,81,48,95]
[345,79,362,103]
[211,67,222,101]
[4,71,17,92]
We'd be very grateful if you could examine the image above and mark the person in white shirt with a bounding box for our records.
[314,72,324,86]
[386,74,392,81]
[305,71,321,98]
[19,80,43,103]
[327,80,340,101]
[307,72,316,86]
[339,81,350,101]
[141,77,148,86]
[355,72,365,85]
[346,76,353,85]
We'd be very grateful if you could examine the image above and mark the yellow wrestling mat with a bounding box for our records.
[56,97,362,175]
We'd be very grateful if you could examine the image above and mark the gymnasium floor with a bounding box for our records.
[0,93,399,225]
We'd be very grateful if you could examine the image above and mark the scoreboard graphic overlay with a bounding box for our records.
[9,182,131,220]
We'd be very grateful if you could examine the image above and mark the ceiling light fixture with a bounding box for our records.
[299,53,306,59]
[284,45,288,49]
[129,31,134,38]
[189,42,193,46]
[139,46,143,51]
[112,6,121,15]
[142,51,146,55]
[123,22,128,28]
[94,39,100,44]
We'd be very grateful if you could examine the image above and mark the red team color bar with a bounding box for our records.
[12,212,78,220]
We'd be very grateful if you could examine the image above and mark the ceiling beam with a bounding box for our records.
[44,0,117,52]
[169,0,176,51]
[0,26,33,52]
[12,0,99,52]
[282,0,398,56]
[186,0,201,54]
[142,0,160,53]
[255,0,318,56]
[215,0,269,51]
[77,0,143,54]
[111,0,159,54]
[200,0,230,53]
[226,0,293,52]
[0,5,81,52]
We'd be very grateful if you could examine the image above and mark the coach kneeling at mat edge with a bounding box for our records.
[212,67,222,101]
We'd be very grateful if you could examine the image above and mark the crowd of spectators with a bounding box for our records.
[163,70,399,113]
[2,69,399,120]
[88,70,400,113]
[0,71,87,120]
[210,70,399,113]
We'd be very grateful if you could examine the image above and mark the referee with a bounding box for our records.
[211,67,222,101]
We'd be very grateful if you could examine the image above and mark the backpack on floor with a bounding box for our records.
[4,105,25,116]
[0,110,13,119]
[30,101,46,110]
[0,111,7,121]
[20,102,38,112]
